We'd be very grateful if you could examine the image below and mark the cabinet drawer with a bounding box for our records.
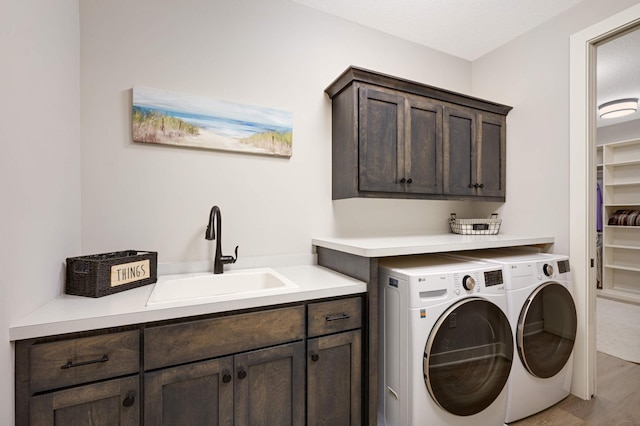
[29,330,140,393]
[145,305,305,371]
[308,297,362,338]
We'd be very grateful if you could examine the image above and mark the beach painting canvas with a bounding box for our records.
[132,86,293,157]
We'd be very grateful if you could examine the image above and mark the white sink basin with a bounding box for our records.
[146,268,298,307]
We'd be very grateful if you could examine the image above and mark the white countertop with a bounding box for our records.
[9,263,367,341]
[312,233,555,257]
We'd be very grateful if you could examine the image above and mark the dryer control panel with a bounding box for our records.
[536,259,570,280]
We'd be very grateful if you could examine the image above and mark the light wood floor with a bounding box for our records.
[511,352,640,425]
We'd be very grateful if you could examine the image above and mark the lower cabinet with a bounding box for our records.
[30,376,139,426]
[234,342,305,426]
[307,330,362,426]
[144,356,234,425]
[16,296,363,426]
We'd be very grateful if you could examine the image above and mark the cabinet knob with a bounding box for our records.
[399,178,406,183]
[478,183,484,188]
[238,368,247,380]
[311,353,320,362]
[122,391,135,407]
[222,372,232,383]
[407,178,413,184]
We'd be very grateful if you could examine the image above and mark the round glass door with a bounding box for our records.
[517,282,577,378]
[424,297,513,416]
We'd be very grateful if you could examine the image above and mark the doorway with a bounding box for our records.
[595,27,640,364]
[569,3,640,400]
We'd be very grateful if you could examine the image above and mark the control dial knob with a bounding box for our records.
[543,264,554,277]
[462,275,476,291]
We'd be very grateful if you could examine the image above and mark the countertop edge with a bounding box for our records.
[312,234,555,257]
[9,264,366,341]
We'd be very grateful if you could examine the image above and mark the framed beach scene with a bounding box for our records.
[132,86,293,157]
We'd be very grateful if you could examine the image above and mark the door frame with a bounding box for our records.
[569,3,640,400]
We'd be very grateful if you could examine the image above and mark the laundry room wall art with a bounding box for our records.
[132,86,293,157]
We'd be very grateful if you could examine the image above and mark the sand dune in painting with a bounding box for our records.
[178,128,291,156]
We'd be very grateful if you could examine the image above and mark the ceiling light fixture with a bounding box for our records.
[598,98,638,119]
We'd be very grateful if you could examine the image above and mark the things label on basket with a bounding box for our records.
[110,259,151,287]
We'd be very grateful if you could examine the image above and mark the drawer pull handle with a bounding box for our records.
[61,354,109,369]
[326,313,350,322]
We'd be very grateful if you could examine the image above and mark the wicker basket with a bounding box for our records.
[449,213,501,235]
[66,250,157,298]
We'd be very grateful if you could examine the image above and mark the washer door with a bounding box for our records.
[517,282,577,378]
[424,297,513,417]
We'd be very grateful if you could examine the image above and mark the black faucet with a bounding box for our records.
[205,206,238,274]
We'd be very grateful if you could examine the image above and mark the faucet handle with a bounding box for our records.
[220,246,239,265]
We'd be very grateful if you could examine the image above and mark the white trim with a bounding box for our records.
[569,3,640,400]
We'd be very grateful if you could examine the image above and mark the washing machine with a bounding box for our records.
[378,254,513,426]
[445,249,577,423]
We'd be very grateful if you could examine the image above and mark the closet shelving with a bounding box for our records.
[601,139,640,304]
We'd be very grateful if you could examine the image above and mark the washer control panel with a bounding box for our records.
[484,269,504,287]
[452,269,505,295]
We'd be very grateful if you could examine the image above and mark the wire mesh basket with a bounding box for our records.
[449,213,501,235]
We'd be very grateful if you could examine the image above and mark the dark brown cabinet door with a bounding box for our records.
[443,105,477,196]
[358,86,404,193]
[234,341,305,426]
[443,106,506,199]
[30,376,139,426]
[144,356,233,426]
[405,96,443,194]
[358,86,443,196]
[307,330,362,426]
[477,112,506,198]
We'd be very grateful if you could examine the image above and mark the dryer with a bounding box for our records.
[378,254,513,426]
[446,249,577,423]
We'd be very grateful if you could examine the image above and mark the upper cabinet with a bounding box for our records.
[326,66,512,201]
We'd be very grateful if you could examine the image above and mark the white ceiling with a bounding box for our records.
[291,0,585,61]
[293,0,640,127]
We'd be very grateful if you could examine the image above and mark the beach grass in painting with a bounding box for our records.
[132,86,293,157]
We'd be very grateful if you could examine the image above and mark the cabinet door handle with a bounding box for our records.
[122,391,135,407]
[407,178,413,184]
[61,354,109,369]
[478,183,484,188]
[222,372,232,383]
[237,368,247,380]
[326,313,350,322]
[310,352,320,362]
[399,178,406,183]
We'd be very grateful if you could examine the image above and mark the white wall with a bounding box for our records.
[472,0,640,399]
[79,0,493,264]
[0,1,81,424]
[472,0,640,256]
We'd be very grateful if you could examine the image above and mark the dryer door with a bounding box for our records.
[424,297,513,416]
[517,282,577,378]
